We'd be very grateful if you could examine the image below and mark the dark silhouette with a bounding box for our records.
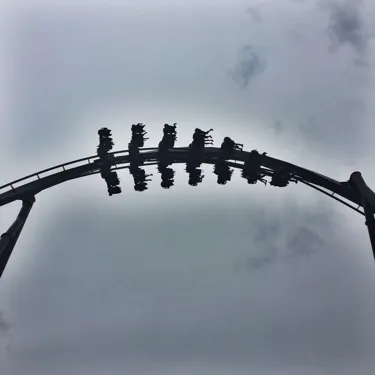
[270,167,298,187]
[101,169,121,196]
[159,166,175,189]
[186,156,205,187]
[100,160,122,196]
[187,167,204,186]
[130,165,152,192]
[157,124,177,189]
[128,123,151,191]
[190,128,214,151]
[241,149,268,185]
[2,125,375,281]
[213,160,234,185]
[96,128,122,196]
[130,123,148,148]
[128,143,143,169]
[158,124,177,160]
[212,136,242,185]
[219,137,243,160]
[97,127,114,158]
[160,123,177,149]
[128,124,147,168]
[185,128,213,186]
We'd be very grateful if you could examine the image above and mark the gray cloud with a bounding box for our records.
[286,227,325,259]
[354,57,371,68]
[0,312,11,357]
[237,207,332,271]
[273,120,284,136]
[322,0,373,56]
[243,222,281,269]
[2,2,375,374]
[0,313,10,335]
[243,246,278,270]
[5,3,374,169]
[3,195,375,375]
[246,6,262,22]
[231,45,267,88]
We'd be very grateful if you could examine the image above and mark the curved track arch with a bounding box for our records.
[0,147,370,212]
[1,143,375,278]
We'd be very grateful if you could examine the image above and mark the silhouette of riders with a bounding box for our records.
[190,128,214,150]
[214,160,233,185]
[96,127,122,196]
[130,166,152,192]
[97,127,114,158]
[128,123,149,172]
[157,124,177,189]
[185,128,213,186]
[130,123,148,148]
[241,149,268,185]
[270,167,298,187]
[160,123,177,149]
[159,166,175,189]
[220,137,243,160]
[158,123,177,164]
[187,168,204,186]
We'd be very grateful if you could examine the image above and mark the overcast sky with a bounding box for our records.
[1,1,375,374]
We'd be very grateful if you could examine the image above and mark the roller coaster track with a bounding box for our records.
[1,141,374,278]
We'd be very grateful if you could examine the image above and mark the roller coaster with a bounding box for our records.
[0,124,374,278]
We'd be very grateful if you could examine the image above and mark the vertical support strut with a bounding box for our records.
[362,197,375,260]
[350,172,375,260]
[0,196,35,278]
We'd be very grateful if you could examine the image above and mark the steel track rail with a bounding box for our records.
[1,145,375,277]
[0,147,366,213]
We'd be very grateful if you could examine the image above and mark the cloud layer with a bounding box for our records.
[1,1,375,374]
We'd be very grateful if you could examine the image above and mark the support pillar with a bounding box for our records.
[0,196,35,278]
[350,172,375,260]
[363,197,375,260]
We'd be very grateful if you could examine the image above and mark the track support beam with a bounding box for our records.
[350,172,375,259]
[363,197,375,260]
[0,196,35,278]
